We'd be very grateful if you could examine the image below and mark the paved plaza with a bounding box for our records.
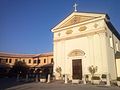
[0,78,120,90]
[5,82,120,90]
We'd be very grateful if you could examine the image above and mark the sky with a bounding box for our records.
[0,0,120,54]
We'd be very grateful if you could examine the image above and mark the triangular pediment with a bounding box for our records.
[59,15,96,28]
[52,12,106,32]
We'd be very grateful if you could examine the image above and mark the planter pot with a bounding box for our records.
[40,78,46,83]
[55,73,61,80]
[117,81,120,86]
[101,78,107,84]
[101,78,107,82]
[72,79,80,84]
[92,80,100,85]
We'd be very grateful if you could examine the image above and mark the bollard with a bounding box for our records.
[83,75,86,84]
[65,74,68,84]
[106,74,111,86]
[16,74,20,82]
[35,74,39,82]
[25,74,28,82]
[47,74,50,83]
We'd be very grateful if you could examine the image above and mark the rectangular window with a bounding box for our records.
[15,59,18,62]
[29,59,31,63]
[9,59,12,63]
[23,59,25,62]
[38,59,41,64]
[44,59,46,63]
[0,58,1,63]
[51,58,53,63]
[6,59,8,63]
[33,60,36,64]
[116,42,119,51]
[110,36,113,48]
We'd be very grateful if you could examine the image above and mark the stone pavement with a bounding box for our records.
[5,82,120,90]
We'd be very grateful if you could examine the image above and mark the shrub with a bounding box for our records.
[92,76,100,80]
[11,61,29,75]
[56,66,62,74]
[85,75,89,78]
[117,77,120,81]
[101,74,107,78]
[88,65,97,76]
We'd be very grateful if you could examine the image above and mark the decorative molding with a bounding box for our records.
[59,15,96,29]
[58,33,61,36]
[53,18,104,33]
[54,28,106,42]
[94,23,98,28]
[68,49,85,57]
[79,26,87,31]
[66,30,73,35]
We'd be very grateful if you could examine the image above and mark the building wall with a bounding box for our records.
[116,58,120,77]
[0,55,53,68]
[105,22,120,79]
[0,57,7,64]
[52,12,120,80]
[53,17,112,80]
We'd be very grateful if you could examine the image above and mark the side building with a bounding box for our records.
[0,52,53,68]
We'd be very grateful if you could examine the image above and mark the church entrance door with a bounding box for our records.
[72,59,82,80]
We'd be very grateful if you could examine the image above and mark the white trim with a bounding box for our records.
[52,12,106,32]
[67,56,84,80]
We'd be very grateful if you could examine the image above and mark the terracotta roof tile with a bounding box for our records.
[0,52,53,58]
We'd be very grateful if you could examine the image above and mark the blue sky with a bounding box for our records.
[0,0,120,54]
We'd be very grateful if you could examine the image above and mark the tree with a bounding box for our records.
[11,61,29,75]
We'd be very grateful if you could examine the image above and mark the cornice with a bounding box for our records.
[54,27,106,42]
[52,17,105,33]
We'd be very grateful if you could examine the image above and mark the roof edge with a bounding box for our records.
[105,21,120,40]
[0,52,53,58]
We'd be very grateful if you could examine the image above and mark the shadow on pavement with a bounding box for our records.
[0,77,33,90]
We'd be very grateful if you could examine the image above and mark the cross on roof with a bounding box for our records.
[73,3,78,12]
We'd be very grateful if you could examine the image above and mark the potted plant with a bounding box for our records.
[85,74,89,83]
[88,65,98,84]
[101,74,107,84]
[101,74,107,78]
[117,77,120,86]
[55,66,62,79]
[40,74,46,83]
[88,65,97,77]
[91,76,100,85]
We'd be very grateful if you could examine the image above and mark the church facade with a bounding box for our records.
[51,11,120,80]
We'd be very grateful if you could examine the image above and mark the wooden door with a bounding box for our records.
[72,59,82,79]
